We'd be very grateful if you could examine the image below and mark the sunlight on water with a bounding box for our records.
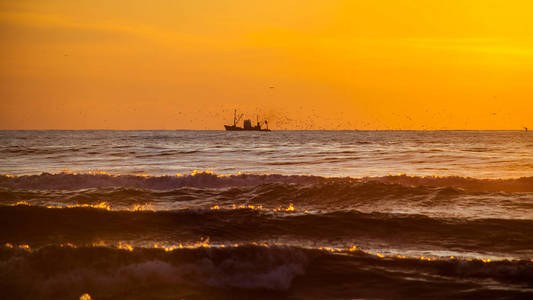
[12,200,154,212]
[130,203,155,211]
[45,202,112,211]
[4,243,31,251]
[1,131,531,178]
[3,241,516,265]
[79,293,91,300]
[1,131,532,299]
[117,241,133,252]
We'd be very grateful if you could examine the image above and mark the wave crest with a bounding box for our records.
[0,245,307,299]
[1,172,532,192]
[3,205,533,256]
[1,245,531,299]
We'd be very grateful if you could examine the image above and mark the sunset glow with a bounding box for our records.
[1,5,532,298]
[1,0,532,129]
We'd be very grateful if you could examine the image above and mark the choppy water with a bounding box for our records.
[1,130,532,299]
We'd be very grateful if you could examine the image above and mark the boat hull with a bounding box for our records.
[224,125,270,131]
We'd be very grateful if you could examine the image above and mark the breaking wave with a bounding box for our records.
[1,167,532,299]
[1,244,532,300]
[1,172,532,192]
[2,205,533,256]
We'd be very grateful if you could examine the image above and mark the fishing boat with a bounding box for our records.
[224,110,270,131]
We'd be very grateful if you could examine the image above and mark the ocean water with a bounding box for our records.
[1,130,532,299]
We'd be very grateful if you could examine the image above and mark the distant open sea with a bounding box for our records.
[1,130,532,299]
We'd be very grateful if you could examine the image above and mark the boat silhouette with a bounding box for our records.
[224,110,270,131]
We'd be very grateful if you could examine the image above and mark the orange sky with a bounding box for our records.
[1,0,532,129]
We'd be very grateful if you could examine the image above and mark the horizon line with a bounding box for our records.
[0,129,528,131]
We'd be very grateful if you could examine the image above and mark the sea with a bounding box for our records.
[1,130,532,299]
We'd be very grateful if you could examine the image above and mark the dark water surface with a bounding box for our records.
[1,130,532,299]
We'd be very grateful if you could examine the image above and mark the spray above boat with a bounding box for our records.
[224,109,270,131]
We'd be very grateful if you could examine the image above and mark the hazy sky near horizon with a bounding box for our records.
[1,0,532,129]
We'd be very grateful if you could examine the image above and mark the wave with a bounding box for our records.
[3,180,532,223]
[1,244,531,299]
[0,147,85,155]
[1,172,533,192]
[0,182,505,207]
[3,205,532,256]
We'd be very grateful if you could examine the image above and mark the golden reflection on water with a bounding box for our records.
[117,241,133,251]
[2,241,527,264]
[1,169,309,180]
[13,199,300,214]
[130,203,155,211]
[79,293,92,300]
[4,243,31,251]
[13,201,156,212]
[3,169,238,178]
[211,203,300,213]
